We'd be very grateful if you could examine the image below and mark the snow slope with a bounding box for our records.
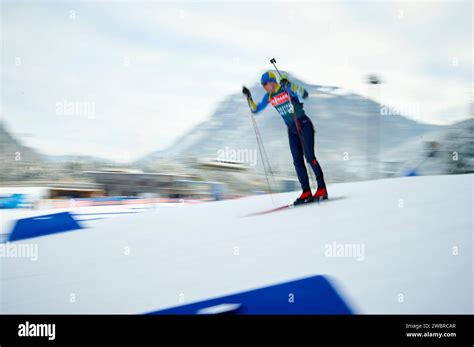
[0,174,472,314]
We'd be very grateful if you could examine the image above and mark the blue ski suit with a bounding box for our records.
[246,79,326,192]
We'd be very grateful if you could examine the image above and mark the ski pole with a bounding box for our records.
[249,111,275,203]
[252,112,274,176]
[270,58,283,77]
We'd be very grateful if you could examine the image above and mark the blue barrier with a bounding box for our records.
[405,169,419,176]
[149,275,352,315]
[8,212,82,242]
[0,194,25,209]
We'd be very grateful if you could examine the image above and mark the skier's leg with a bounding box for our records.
[300,118,326,189]
[288,128,310,192]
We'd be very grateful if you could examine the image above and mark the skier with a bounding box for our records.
[242,71,327,205]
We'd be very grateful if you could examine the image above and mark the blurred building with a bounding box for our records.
[83,169,212,199]
[0,182,104,208]
[196,158,249,171]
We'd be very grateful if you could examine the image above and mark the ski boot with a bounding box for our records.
[313,187,328,202]
[293,190,314,205]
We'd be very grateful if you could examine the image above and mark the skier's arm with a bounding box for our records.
[290,82,309,101]
[247,93,269,113]
[243,86,268,114]
[281,77,309,101]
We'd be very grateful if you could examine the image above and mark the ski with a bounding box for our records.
[243,196,347,217]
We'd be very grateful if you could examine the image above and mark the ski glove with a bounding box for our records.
[280,77,289,86]
[242,86,251,98]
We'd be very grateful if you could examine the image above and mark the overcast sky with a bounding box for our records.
[1,0,471,162]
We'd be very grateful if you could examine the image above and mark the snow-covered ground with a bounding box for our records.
[0,174,472,314]
[0,202,190,241]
